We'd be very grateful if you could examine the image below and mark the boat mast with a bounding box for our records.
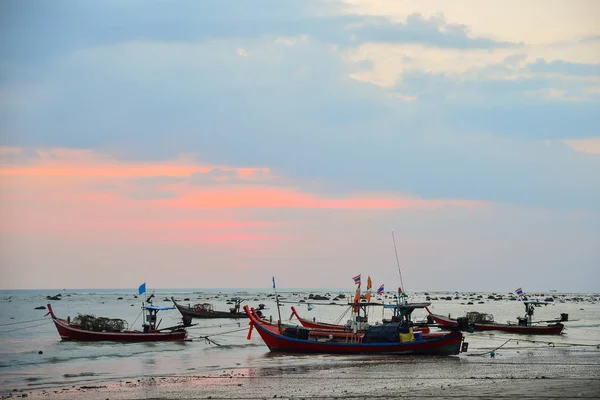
[392,231,407,307]
[272,276,283,332]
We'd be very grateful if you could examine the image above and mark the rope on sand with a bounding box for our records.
[467,337,600,357]
[467,338,513,357]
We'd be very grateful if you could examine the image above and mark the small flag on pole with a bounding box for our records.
[352,274,361,285]
[377,284,384,295]
[272,276,276,289]
[515,287,524,297]
[138,282,146,295]
[367,276,372,290]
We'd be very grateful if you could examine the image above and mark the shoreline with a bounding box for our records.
[5,351,600,400]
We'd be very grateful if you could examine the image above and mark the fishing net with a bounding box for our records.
[466,311,494,323]
[72,314,128,332]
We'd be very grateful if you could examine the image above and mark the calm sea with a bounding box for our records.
[1,289,599,393]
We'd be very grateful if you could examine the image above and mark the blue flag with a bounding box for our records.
[138,282,146,295]
[272,276,276,289]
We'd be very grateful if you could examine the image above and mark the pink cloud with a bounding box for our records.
[0,147,497,289]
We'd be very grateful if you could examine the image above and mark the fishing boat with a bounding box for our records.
[245,305,465,355]
[172,296,248,320]
[425,300,566,335]
[46,296,188,341]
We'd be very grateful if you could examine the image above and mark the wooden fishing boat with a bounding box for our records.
[245,306,465,355]
[289,305,431,334]
[46,301,188,341]
[172,297,248,320]
[425,301,566,335]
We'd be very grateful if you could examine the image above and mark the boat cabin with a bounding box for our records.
[193,303,215,313]
[142,294,176,332]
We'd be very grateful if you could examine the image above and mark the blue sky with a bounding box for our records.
[1,0,598,291]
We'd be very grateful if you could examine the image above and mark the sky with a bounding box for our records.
[0,0,599,292]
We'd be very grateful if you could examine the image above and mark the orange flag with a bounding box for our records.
[353,287,361,304]
[367,276,372,290]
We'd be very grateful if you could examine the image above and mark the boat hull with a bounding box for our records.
[247,306,462,356]
[428,312,564,335]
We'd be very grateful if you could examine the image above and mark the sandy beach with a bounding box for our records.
[5,348,600,400]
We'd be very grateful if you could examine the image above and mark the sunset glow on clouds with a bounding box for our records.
[0,146,486,240]
[1,0,598,291]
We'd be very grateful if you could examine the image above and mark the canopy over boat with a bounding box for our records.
[145,305,175,310]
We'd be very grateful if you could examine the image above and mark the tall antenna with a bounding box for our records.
[392,231,405,292]
[272,276,283,333]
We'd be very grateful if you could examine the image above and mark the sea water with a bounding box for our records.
[1,289,599,393]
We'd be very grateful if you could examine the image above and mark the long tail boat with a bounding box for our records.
[172,297,248,320]
[425,301,566,335]
[245,305,465,355]
[46,296,188,341]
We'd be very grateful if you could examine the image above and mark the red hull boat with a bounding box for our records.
[289,306,349,331]
[246,306,464,356]
[46,304,187,342]
[290,306,431,334]
[425,306,565,335]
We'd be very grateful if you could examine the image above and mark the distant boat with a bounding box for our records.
[425,301,566,335]
[172,297,248,321]
[46,298,188,342]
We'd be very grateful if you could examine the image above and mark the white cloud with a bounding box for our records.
[345,41,600,88]
[341,0,600,45]
[523,88,582,102]
[236,48,248,57]
[563,137,600,154]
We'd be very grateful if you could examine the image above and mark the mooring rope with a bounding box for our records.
[186,321,242,330]
[128,309,143,330]
[466,337,600,357]
[0,321,52,334]
[187,327,250,346]
[0,317,48,327]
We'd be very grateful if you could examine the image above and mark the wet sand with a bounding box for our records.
[6,351,600,399]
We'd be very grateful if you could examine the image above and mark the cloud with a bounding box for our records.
[1,2,599,214]
[341,0,600,45]
[345,42,600,87]
[236,48,248,57]
[527,59,600,77]
[189,168,239,185]
[563,137,600,155]
[1,146,486,209]
[125,188,179,200]
[189,168,277,186]
[130,175,188,186]
[2,35,599,210]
